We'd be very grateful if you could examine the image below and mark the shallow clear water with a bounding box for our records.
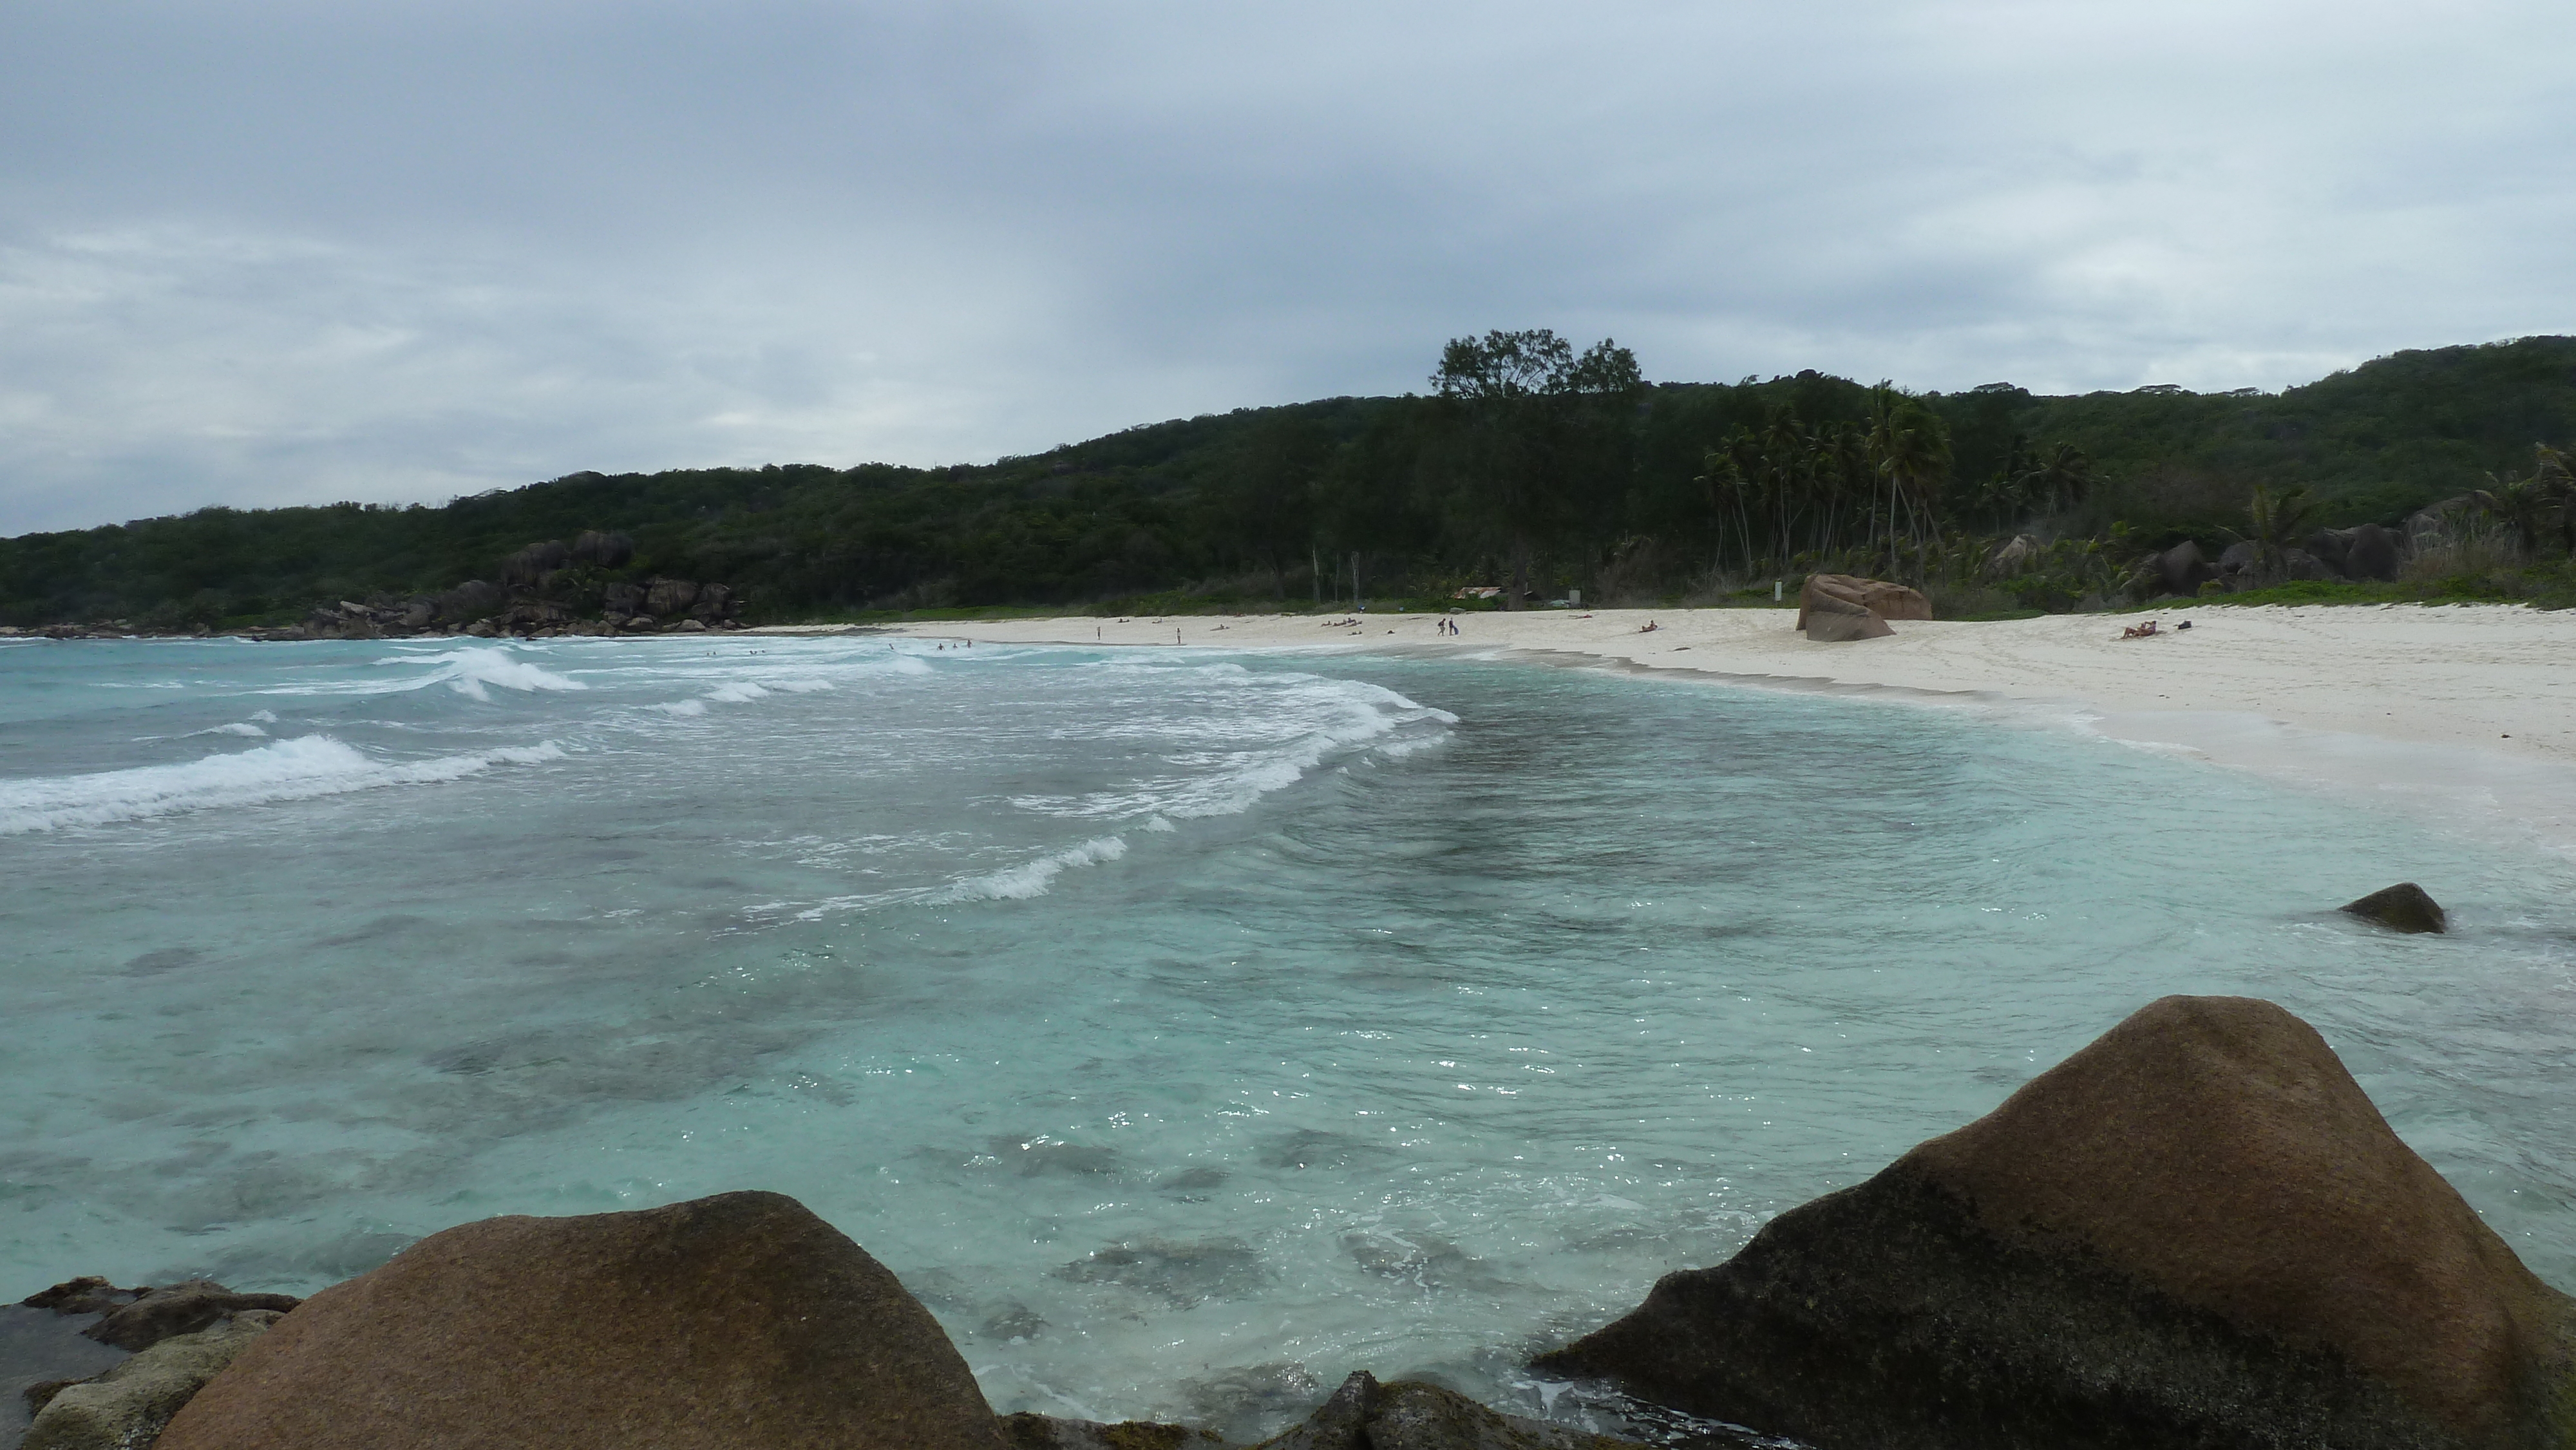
[3,635,2571,1438]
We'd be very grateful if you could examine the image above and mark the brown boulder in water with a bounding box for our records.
[1535,996,2576,1449]
[999,1412,1227,1449]
[2344,881,2450,934]
[155,1190,1007,1450]
[82,1281,301,1352]
[1249,1372,1643,1450]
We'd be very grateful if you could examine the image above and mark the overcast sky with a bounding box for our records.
[2,1,2571,533]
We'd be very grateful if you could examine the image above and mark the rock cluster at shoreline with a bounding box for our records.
[0,530,749,642]
[11,994,2567,1450]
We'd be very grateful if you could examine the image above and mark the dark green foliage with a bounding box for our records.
[4,337,2572,627]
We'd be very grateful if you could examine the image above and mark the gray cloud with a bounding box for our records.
[2,0,2571,531]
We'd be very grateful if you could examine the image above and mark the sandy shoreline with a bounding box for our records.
[806,603,2576,859]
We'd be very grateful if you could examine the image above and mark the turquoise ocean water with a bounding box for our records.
[3,635,2571,1438]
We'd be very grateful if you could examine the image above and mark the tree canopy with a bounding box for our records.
[5,335,2573,627]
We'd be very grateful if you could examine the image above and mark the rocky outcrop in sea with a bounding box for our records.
[1535,995,2576,1448]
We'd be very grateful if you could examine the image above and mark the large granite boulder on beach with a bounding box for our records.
[571,530,634,569]
[2346,522,2404,581]
[156,1190,1008,1450]
[1796,575,1925,641]
[2152,540,2217,597]
[1251,1372,1641,1450]
[2344,881,2449,934]
[1535,995,2576,1449]
[645,578,701,617]
[434,579,506,623]
[24,1310,283,1450]
[499,540,571,590]
[2307,526,2354,575]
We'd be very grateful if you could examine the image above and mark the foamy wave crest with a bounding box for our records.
[705,683,770,703]
[934,835,1130,903]
[652,699,710,717]
[353,648,587,702]
[1018,670,1457,823]
[0,735,565,834]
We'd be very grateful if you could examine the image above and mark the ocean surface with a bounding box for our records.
[3,634,2572,1439]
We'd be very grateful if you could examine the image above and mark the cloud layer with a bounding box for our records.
[3,0,2571,531]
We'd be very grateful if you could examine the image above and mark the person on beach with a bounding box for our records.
[1638,620,1660,633]
[2119,620,2161,639]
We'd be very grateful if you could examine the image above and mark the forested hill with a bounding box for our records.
[5,335,2573,628]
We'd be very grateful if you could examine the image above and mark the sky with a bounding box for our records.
[1,1,2571,534]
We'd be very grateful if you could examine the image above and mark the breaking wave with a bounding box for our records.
[0,735,566,834]
[934,834,1132,903]
[327,647,589,702]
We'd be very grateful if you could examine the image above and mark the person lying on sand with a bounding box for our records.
[1638,620,1660,633]
[2119,621,2161,639]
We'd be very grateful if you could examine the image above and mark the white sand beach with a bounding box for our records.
[837,603,2576,857]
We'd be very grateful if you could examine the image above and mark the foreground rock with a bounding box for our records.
[157,1190,1008,1450]
[1253,1373,1642,1450]
[24,1312,282,1450]
[1000,1411,1228,1449]
[80,1281,300,1353]
[1536,995,2576,1449]
[1796,574,1929,642]
[2344,881,2450,934]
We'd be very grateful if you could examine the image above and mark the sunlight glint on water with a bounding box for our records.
[1,635,2570,1438]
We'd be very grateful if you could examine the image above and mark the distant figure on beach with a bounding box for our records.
[2119,621,2161,639]
[1638,620,1660,634]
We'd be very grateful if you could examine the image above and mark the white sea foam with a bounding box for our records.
[1015,667,1456,823]
[705,683,770,703]
[652,699,710,717]
[0,735,565,834]
[321,647,589,701]
[935,834,1130,902]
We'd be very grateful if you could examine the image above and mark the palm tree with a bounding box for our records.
[2534,445,2575,553]
[1866,388,1953,578]
[2244,482,2316,579]
[1693,448,1754,576]
[2472,471,2557,556]
[2023,444,2096,518]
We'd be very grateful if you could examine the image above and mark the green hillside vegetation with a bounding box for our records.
[4,334,2573,630]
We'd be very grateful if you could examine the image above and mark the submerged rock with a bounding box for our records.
[2343,881,2450,934]
[3,1299,134,1446]
[82,1281,300,1352]
[998,1411,1227,1450]
[1535,995,2576,1449]
[23,1310,282,1450]
[155,1189,1007,1450]
[1250,1373,1643,1450]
